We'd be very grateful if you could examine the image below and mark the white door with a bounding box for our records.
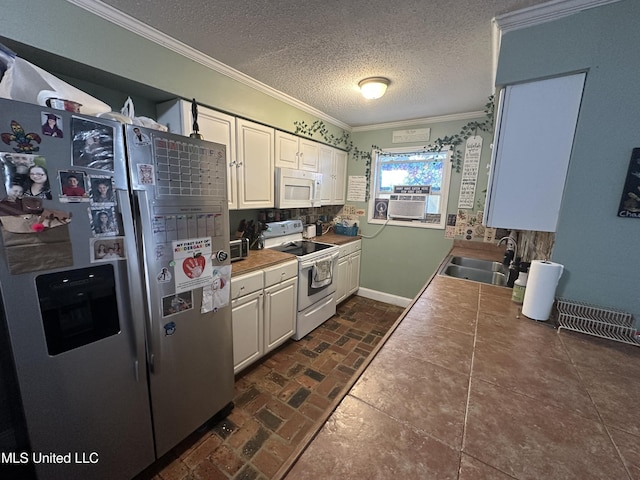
[237,119,275,209]
[319,145,334,204]
[299,138,319,172]
[232,290,264,374]
[264,277,297,352]
[156,100,238,209]
[336,254,349,304]
[347,251,361,296]
[484,73,585,232]
[275,131,300,169]
[196,109,237,209]
[333,149,348,205]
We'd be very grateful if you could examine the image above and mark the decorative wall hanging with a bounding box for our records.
[617,147,640,218]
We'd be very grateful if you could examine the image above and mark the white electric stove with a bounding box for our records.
[264,221,339,339]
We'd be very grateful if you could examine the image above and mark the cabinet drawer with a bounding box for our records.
[231,270,264,299]
[263,260,298,288]
[339,239,362,257]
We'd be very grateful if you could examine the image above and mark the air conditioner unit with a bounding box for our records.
[387,194,427,220]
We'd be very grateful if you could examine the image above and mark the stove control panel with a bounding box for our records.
[263,220,304,239]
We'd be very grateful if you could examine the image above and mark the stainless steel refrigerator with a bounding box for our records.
[0,98,234,480]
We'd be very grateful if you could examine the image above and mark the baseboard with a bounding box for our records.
[355,288,413,308]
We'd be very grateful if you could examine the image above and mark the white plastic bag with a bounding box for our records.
[0,43,15,82]
[0,57,112,116]
[120,97,167,132]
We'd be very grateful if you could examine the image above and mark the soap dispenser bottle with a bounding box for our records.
[511,262,530,304]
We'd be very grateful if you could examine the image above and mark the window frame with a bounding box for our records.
[367,146,452,229]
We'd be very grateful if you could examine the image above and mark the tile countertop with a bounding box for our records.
[276,240,510,478]
[314,232,362,246]
[279,239,640,479]
[230,233,361,277]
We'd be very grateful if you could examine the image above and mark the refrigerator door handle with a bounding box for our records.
[131,188,162,374]
[117,188,155,377]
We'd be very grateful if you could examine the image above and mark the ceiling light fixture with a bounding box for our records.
[358,77,390,100]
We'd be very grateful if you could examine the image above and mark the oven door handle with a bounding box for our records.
[299,250,339,270]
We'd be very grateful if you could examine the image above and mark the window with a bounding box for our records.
[368,146,451,229]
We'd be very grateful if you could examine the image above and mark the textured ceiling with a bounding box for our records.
[99,0,554,127]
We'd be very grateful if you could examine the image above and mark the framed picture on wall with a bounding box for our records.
[617,148,640,218]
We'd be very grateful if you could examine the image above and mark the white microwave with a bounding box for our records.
[275,167,322,209]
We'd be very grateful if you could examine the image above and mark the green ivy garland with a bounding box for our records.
[294,95,495,200]
[423,96,495,173]
[293,120,352,150]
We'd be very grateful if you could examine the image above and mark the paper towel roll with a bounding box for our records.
[522,260,564,321]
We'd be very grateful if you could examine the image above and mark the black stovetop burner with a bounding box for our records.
[269,240,334,257]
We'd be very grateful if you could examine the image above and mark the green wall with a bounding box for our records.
[496,0,640,323]
[351,117,492,300]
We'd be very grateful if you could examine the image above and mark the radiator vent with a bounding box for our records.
[556,298,638,346]
[387,194,427,220]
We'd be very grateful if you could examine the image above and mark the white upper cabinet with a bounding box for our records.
[275,131,299,169]
[332,149,348,205]
[319,145,347,205]
[484,73,585,232]
[156,99,237,208]
[236,119,275,209]
[275,131,319,171]
[299,138,320,172]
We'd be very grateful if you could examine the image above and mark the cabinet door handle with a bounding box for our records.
[236,162,243,168]
[235,285,245,300]
[134,360,139,382]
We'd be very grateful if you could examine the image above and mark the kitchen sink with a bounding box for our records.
[438,255,508,287]
[449,256,505,272]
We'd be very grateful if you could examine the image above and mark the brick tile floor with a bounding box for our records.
[134,295,404,480]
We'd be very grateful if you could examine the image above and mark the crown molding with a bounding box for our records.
[65,0,352,131]
[67,0,620,134]
[494,0,621,33]
[351,111,486,133]
[490,0,620,96]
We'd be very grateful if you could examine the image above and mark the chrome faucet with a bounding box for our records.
[497,235,517,252]
[497,235,517,267]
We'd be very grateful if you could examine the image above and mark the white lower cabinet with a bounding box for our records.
[232,260,298,374]
[336,240,361,304]
[231,270,264,374]
[264,273,297,353]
